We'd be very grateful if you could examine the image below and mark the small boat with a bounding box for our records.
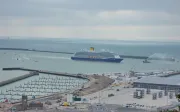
[143,59,150,63]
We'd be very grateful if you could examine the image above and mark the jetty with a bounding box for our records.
[0,71,39,87]
[2,67,88,79]
[159,71,180,77]
[0,48,74,54]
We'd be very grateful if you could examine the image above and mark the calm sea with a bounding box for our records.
[0,38,180,102]
[0,38,180,81]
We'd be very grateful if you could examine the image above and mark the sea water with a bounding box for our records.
[0,39,180,75]
[0,38,180,101]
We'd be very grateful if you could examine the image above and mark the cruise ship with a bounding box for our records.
[71,47,123,63]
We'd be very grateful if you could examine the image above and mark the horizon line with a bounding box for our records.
[0,36,180,43]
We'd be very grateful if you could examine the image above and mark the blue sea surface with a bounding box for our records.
[0,38,180,81]
[0,38,180,101]
[0,38,180,57]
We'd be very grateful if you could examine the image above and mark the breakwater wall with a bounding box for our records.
[0,72,39,87]
[0,48,148,59]
[159,71,180,77]
[2,67,88,80]
[0,48,74,54]
[120,55,148,59]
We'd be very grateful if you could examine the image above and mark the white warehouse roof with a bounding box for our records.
[134,75,180,86]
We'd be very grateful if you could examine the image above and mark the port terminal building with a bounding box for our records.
[133,75,180,91]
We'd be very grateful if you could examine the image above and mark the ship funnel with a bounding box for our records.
[90,47,94,51]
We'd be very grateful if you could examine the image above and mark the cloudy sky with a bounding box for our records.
[0,0,180,41]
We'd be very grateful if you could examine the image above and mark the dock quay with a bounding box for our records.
[0,71,39,87]
[1,68,114,107]
[2,67,88,80]
[2,68,114,95]
[10,74,114,105]
[159,71,180,77]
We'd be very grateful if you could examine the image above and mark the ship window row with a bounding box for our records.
[75,52,114,58]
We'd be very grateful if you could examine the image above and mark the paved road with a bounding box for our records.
[90,103,110,112]
[19,103,152,112]
[89,104,148,112]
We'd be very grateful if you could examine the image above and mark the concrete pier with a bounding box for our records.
[0,48,74,54]
[159,71,180,77]
[2,67,88,80]
[0,71,39,87]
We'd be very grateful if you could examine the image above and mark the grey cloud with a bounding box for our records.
[1,0,180,17]
[2,11,180,26]
[0,0,180,26]
[28,0,180,13]
[0,0,53,17]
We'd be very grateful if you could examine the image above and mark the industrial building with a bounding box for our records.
[133,75,180,91]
